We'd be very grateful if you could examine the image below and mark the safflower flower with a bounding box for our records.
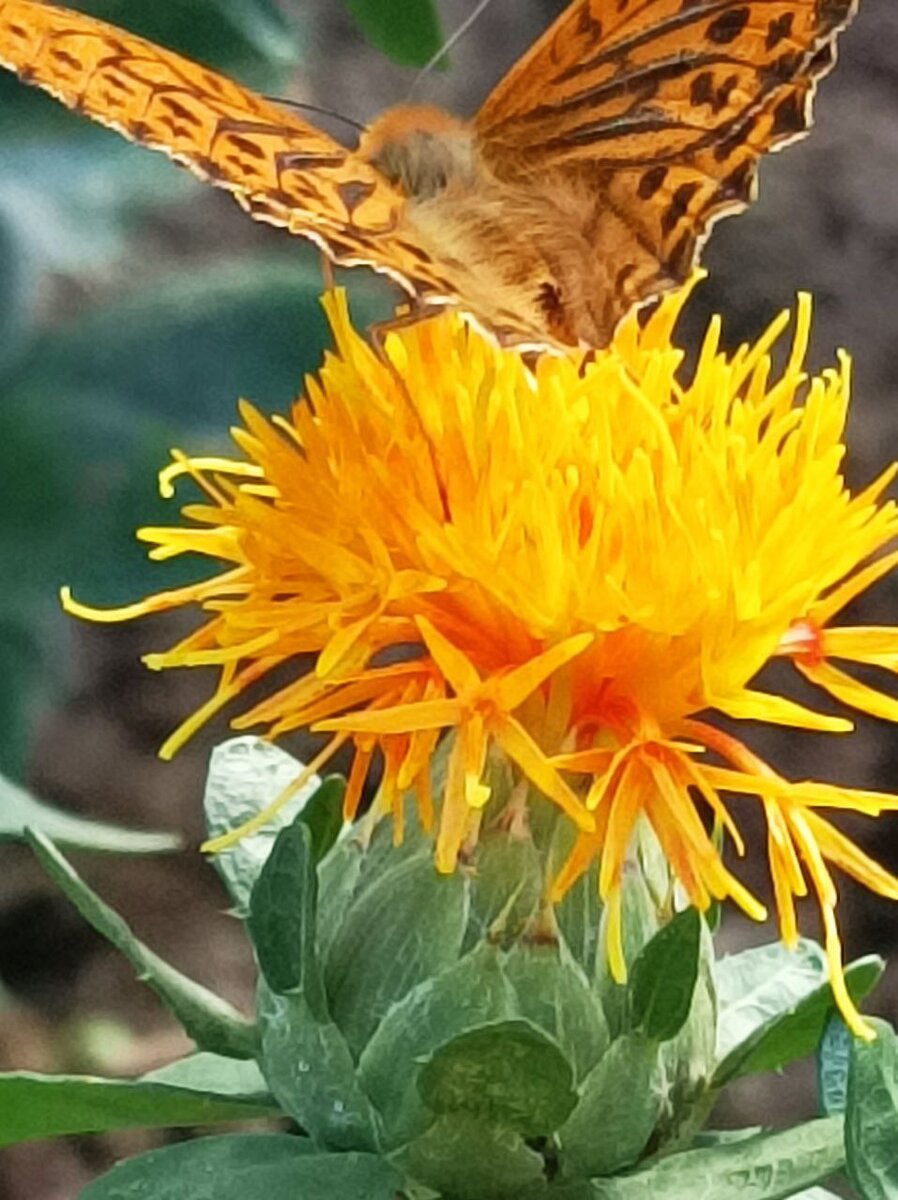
[64,277,898,1038]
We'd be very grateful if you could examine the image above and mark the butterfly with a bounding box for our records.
[0,0,856,349]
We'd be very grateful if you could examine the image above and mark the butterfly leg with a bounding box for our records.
[318,249,336,294]
[367,301,439,363]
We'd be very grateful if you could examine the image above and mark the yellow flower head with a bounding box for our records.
[65,279,898,1037]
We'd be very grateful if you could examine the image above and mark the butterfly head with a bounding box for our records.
[358,105,475,201]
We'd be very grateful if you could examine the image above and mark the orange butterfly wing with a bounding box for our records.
[0,0,861,347]
[476,0,857,328]
[0,0,460,298]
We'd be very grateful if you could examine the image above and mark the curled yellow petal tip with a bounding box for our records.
[60,585,157,623]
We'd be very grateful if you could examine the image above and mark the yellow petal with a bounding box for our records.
[494,632,594,712]
[495,716,594,833]
[803,809,898,900]
[822,626,898,669]
[714,689,853,733]
[813,548,898,626]
[797,659,898,724]
[603,885,627,984]
[415,616,481,694]
[315,697,462,736]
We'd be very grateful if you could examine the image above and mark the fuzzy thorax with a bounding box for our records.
[357,105,616,347]
[358,105,475,200]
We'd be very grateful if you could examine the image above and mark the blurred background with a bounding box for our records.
[0,0,897,1194]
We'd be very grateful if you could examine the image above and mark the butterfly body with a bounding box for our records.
[360,105,632,345]
[0,0,858,348]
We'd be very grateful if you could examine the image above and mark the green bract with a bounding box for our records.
[7,738,893,1199]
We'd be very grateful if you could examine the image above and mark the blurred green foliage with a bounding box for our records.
[343,0,444,67]
[0,0,441,772]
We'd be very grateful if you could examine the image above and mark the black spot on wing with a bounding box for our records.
[716,159,754,205]
[638,164,668,199]
[690,69,739,116]
[714,73,739,113]
[765,12,794,50]
[770,90,805,137]
[158,96,204,128]
[576,7,602,38]
[690,71,714,108]
[712,120,747,164]
[49,47,81,70]
[277,151,345,171]
[706,6,750,45]
[760,50,803,86]
[228,134,267,161]
[661,180,700,237]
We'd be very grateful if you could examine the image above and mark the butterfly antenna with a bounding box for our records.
[266,96,365,134]
[408,0,498,96]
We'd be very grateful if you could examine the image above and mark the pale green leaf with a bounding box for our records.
[786,1190,845,1199]
[554,863,602,980]
[596,864,660,1038]
[358,942,517,1149]
[589,1116,845,1199]
[78,1136,402,1200]
[141,1052,271,1102]
[716,940,826,1062]
[26,830,256,1059]
[846,1018,898,1200]
[256,983,380,1153]
[503,942,609,1081]
[0,1072,278,1147]
[325,847,468,1057]
[0,772,179,853]
[316,833,365,962]
[629,907,701,1043]
[204,737,324,917]
[392,1113,544,1200]
[558,1033,659,1177]
[714,940,882,1083]
[465,830,542,950]
[418,1019,576,1137]
[817,1016,852,1116]
[248,819,323,1011]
